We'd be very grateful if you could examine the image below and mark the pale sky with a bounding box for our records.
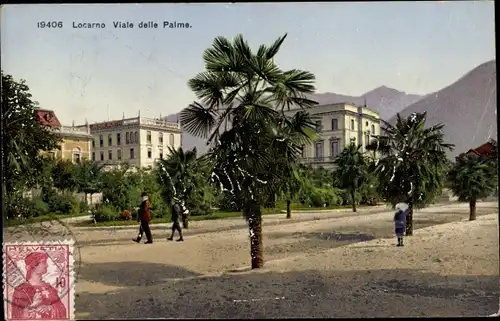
[1,2,495,125]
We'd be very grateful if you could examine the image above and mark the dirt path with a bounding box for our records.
[73,203,499,318]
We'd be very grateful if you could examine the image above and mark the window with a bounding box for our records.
[365,132,370,145]
[99,135,103,147]
[100,151,104,161]
[315,141,324,159]
[330,140,339,157]
[73,148,81,164]
[130,131,135,144]
[130,148,135,159]
[92,140,95,148]
[159,132,163,144]
[126,132,130,144]
[300,145,306,158]
[134,131,139,143]
[108,134,112,146]
[365,121,369,127]
[147,148,152,158]
[147,131,152,143]
[92,152,95,161]
[331,119,338,130]
[315,120,322,133]
[159,148,163,159]
[117,149,122,161]
[169,133,174,145]
[108,150,112,160]
[117,133,121,145]
[371,124,375,134]
[350,119,355,130]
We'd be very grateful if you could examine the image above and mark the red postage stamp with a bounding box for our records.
[3,240,75,321]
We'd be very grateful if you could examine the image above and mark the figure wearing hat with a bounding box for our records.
[10,252,67,319]
[394,202,409,247]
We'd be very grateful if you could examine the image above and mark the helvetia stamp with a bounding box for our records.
[3,240,75,321]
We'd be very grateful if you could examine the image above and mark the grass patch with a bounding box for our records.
[3,212,90,228]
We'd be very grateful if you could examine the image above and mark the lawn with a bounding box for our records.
[3,211,90,228]
[71,204,366,227]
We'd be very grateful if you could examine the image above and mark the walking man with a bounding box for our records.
[133,192,153,244]
[167,198,184,242]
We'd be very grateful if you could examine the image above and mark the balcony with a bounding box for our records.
[139,117,180,130]
[54,126,92,137]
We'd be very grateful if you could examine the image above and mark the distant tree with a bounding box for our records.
[51,160,78,194]
[1,71,61,218]
[448,154,497,220]
[155,147,203,228]
[367,112,454,235]
[73,160,106,205]
[333,142,369,212]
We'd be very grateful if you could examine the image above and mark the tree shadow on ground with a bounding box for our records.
[75,265,499,319]
[77,261,201,287]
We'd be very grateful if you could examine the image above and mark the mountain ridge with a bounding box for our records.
[388,60,497,159]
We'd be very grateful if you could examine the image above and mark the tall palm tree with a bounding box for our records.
[333,142,369,212]
[180,34,317,269]
[448,154,497,220]
[155,147,202,228]
[366,112,454,235]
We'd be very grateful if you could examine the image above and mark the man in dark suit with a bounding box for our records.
[133,192,153,244]
[167,198,184,242]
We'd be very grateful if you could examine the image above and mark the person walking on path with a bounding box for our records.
[394,202,408,247]
[133,192,153,244]
[167,198,184,242]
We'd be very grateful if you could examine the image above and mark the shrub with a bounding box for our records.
[120,210,132,220]
[92,204,119,222]
[5,195,37,219]
[31,198,50,217]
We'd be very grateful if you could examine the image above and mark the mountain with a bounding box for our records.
[388,60,497,159]
[166,86,423,155]
[309,86,423,121]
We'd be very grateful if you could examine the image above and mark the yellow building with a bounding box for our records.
[37,109,93,163]
[285,103,381,168]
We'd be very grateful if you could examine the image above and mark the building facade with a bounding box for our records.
[79,116,181,168]
[286,103,381,168]
[36,109,93,163]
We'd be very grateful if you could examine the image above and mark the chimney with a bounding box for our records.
[122,112,125,120]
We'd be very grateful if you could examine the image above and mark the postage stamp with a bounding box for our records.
[3,240,75,321]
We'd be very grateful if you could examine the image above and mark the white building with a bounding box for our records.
[285,102,381,168]
[78,115,181,169]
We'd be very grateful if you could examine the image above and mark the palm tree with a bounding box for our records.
[333,142,369,212]
[155,147,202,228]
[448,154,497,220]
[180,34,317,269]
[366,112,454,235]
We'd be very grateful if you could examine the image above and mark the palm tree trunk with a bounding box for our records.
[286,200,291,219]
[351,189,357,212]
[405,200,414,236]
[469,198,477,221]
[243,200,264,269]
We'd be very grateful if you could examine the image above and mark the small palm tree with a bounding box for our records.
[180,34,317,269]
[155,147,201,228]
[333,142,368,212]
[367,112,454,235]
[448,154,497,220]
